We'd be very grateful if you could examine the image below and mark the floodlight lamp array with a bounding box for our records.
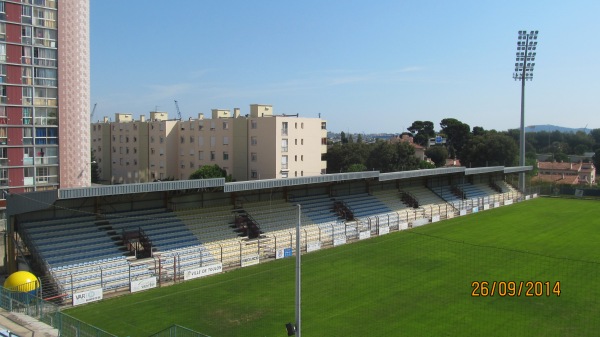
[513,30,539,81]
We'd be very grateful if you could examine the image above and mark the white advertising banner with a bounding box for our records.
[472,207,479,213]
[459,210,467,216]
[483,204,490,210]
[494,202,500,208]
[525,195,531,200]
[378,226,390,236]
[412,218,429,228]
[183,263,223,281]
[130,277,157,293]
[359,231,371,240]
[446,212,454,219]
[505,199,513,205]
[431,215,440,223]
[73,288,103,306]
[533,193,538,198]
[333,236,347,246]
[399,222,409,230]
[306,241,321,253]
[241,254,260,267]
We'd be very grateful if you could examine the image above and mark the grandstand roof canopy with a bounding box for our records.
[6,166,532,216]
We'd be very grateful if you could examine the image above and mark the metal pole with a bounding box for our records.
[295,204,301,336]
[519,39,527,192]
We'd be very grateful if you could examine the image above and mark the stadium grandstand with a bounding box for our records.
[4,165,530,308]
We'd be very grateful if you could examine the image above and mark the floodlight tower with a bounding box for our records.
[513,30,539,192]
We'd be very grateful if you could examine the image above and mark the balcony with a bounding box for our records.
[281,146,288,153]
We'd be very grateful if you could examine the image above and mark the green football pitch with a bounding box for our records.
[65,197,600,337]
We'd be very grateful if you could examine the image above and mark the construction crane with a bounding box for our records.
[174,100,182,120]
[90,103,97,121]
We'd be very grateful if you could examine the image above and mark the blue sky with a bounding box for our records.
[90,0,600,133]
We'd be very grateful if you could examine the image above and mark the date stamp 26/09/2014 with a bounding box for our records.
[471,281,561,297]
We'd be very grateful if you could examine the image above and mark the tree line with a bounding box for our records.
[328,118,600,174]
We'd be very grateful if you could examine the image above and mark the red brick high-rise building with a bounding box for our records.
[0,0,90,212]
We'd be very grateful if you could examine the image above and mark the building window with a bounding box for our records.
[301,139,304,145]
[321,137,327,145]
[301,155,304,161]
[281,155,288,170]
[251,120,257,129]
[151,148,155,154]
[321,122,327,130]
[160,137,164,143]
[281,139,288,152]
[282,122,288,136]
[251,170,258,179]
[210,151,215,161]
[199,151,204,160]
[295,155,297,162]
[150,136,154,143]
[295,139,297,145]
[0,43,6,63]
[301,122,304,129]
[223,136,229,145]
[223,121,229,130]
[210,121,216,130]
[251,136,257,146]
[281,172,288,178]
[198,137,204,146]
[251,152,257,162]
[295,122,297,129]
[180,136,184,144]
[223,152,229,161]
[210,136,216,147]
[190,136,194,143]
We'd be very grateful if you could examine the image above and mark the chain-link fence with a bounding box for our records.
[149,325,211,337]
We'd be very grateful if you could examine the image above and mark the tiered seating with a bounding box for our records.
[21,215,126,268]
[103,209,200,252]
[157,245,218,276]
[176,205,238,243]
[49,256,153,298]
[293,195,347,241]
[457,183,489,199]
[334,193,392,218]
[495,180,518,194]
[401,186,451,219]
[293,195,339,225]
[428,185,462,207]
[402,186,445,206]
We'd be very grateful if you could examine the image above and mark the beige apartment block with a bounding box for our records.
[92,113,150,184]
[91,105,327,183]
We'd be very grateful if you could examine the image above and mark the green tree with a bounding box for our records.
[347,163,368,172]
[366,141,419,172]
[590,129,600,146]
[461,132,518,167]
[440,118,471,159]
[340,131,348,144]
[90,150,100,183]
[472,126,486,136]
[425,146,448,167]
[190,164,232,181]
[594,149,600,172]
[419,160,436,169]
[407,121,436,146]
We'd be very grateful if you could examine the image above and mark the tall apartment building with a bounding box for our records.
[91,105,327,183]
[0,0,90,206]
